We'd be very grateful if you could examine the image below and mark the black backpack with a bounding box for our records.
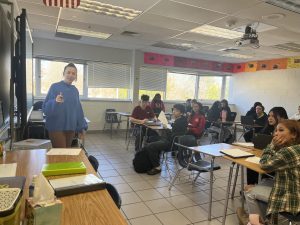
[132,150,152,173]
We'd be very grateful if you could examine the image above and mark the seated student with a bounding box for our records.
[150,93,165,116]
[246,102,263,119]
[247,106,289,185]
[144,104,188,175]
[290,105,300,121]
[187,102,206,138]
[130,95,156,151]
[220,99,231,122]
[244,104,268,142]
[206,101,221,129]
[185,99,192,114]
[241,120,300,225]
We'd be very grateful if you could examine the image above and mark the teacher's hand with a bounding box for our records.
[56,92,64,103]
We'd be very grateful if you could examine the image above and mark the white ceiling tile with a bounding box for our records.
[17,1,59,17]
[89,0,161,11]
[176,32,228,44]
[210,16,255,30]
[172,0,262,15]
[60,8,131,28]
[124,22,182,39]
[147,0,226,24]
[233,2,300,33]
[58,19,119,34]
[27,14,57,26]
[135,13,200,31]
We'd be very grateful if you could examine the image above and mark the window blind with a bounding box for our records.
[88,62,131,88]
[139,67,167,92]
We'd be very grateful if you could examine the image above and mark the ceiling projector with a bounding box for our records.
[235,25,260,48]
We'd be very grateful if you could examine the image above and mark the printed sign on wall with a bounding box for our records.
[287,56,300,68]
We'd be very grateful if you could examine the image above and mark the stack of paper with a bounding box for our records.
[47,148,81,156]
[233,142,254,148]
[0,163,17,178]
[245,156,261,164]
[49,174,105,197]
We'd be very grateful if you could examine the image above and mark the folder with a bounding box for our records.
[220,149,254,158]
[49,174,105,197]
[42,162,86,176]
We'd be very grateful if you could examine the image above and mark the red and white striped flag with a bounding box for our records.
[43,0,80,8]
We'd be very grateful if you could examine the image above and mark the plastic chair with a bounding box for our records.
[279,212,300,225]
[88,155,99,172]
[32,101,44,110]
[103,109,121,138]
[168,135,221,190]
[105,183,122,209]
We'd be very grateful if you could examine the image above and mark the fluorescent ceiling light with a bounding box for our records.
[57,26,111,39]
[190,25,243,39]
[78,0,142,20]
[222,53,253,59]
[265,0,300,14]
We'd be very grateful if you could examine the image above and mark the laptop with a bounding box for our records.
[241,115,254,126]
[252,133,273,149]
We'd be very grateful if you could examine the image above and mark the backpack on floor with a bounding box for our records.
[132,150,152,173]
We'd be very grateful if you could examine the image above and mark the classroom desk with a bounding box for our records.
[221,146,266,225]
[233,122,263,141]
[0,149,128,225]
[187,143,232,221]
[117,112,131,141]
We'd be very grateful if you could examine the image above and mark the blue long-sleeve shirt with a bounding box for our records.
[42,81,87,132]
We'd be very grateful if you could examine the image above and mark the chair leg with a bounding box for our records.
[168,168,183,190]
[231,165,240,199]
[193,171,201,183]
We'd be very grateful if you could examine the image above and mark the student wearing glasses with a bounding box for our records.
[130,94,156,151]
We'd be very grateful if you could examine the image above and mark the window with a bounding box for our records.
[139,67,166,99]
[38,59,84,95]
[166,71,196,101]
[87,62,131,99]
[198,76,223,100]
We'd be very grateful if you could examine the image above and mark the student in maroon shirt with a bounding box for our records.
[130,95,156,151]
[150,93,165,116]
[187,102,206,138]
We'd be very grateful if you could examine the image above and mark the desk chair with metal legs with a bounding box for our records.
[103,109,121,138]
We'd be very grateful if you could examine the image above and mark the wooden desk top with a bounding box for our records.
[1,149,128,225]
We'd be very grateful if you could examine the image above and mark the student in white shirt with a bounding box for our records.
[290,105,300,121]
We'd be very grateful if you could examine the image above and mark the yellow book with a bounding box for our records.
[42,162,86,176]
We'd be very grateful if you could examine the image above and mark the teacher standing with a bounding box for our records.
[42,63,87,148]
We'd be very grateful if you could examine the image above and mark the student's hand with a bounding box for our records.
[142,119,148,124]
[78,131,85,140]
[272,136,287,148]
[56,92,64,103]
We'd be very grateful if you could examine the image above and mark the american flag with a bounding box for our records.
[43,0,80,8]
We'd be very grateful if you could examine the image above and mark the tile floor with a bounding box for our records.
[85,130,244,225]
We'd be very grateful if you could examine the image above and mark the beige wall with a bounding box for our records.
[229,68,300,119]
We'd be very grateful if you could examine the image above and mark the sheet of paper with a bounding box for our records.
[0,163,17,177]
[233,142,254,147]
[245,156,261,164]
[49,174,104,189]
[158,111,169,126]
[46,148,81,156]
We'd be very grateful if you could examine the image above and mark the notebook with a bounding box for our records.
[42,162,86,176]
[241,116,254,126]
[158,111,169,126]
[253,133,273,150]
[220,148,255,158]
[49,174,105,197]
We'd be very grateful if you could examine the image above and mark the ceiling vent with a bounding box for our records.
[121,31,140,37]
[152,42,193,51]
[272,42,300,52]
[55,32,82,40]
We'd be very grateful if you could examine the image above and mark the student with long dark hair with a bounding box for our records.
[220,99,231,122]
[150,93,165,116]
[187,102,206,138]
